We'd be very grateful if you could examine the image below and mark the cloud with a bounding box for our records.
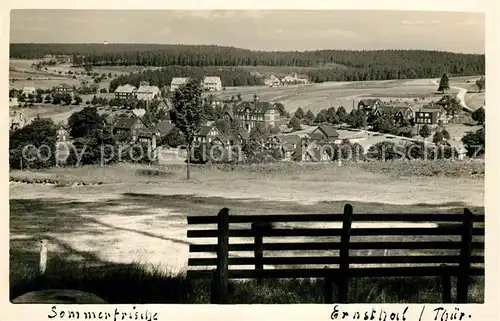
[160,26,171,34]
[400,20,441,25]
[316,29,359,39]
[458,19,483,26]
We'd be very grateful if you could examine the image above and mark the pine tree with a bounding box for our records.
[438,73,450,93]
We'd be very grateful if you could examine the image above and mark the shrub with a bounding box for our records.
[367,141,404,161]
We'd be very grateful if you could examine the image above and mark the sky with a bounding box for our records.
[9,10,485,53]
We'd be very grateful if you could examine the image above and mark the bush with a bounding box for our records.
[367,141,404,161]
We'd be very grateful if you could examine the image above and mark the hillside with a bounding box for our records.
[10,44,484,83]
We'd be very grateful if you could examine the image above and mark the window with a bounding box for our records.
[424,113,429,117]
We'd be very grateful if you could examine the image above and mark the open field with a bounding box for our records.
[15,105,84,123]
[214,77,472,114]
[10,162,484,292]
[9,59,112,91]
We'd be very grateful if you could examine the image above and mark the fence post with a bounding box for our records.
[211,207,230,304]
[324,266,334,304]
[252,222,264,284]
[39,239,48,276]
[440,264,452,303]
[337,204,353,303]
[457,208,474,303]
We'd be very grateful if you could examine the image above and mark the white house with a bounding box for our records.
[114,84,137,99]
[10,110,28,131]
[265,75,282,87]
[170,77,189,92]
[202,76,223,92]
[9,97,19,108]
[22,87,37,96]
[136,85,161,101]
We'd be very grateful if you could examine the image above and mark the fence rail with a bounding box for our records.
[186,204,485,304]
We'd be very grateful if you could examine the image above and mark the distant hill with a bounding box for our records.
[10,43,485,83]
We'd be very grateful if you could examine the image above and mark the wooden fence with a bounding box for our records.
[186,204,484,304]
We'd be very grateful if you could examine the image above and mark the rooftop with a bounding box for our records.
[115,84,137,93]
[203,76,222,83]
[137,85,160,93]
[171,77,189,85]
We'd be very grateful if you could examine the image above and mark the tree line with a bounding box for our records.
[10,44,484,83]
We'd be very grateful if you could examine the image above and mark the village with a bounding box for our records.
[10,70,478,167]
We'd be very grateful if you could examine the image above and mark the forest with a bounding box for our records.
[10,43,485,83]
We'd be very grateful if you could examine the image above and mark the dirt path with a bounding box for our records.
[431,79,472,112]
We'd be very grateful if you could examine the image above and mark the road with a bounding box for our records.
[431,79,473,112]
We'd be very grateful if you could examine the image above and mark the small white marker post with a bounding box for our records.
[39,239,48,275]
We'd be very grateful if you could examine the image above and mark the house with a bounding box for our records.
[56,124,71,142]
[373,106,414,125]
[112,116,149,142]
[414,109,441,128]
[193,125,223,144]
[435,95,455,107]
[202,76,223,92]
[309,124,340,142]
[54,83,74,95]
[136,85,161,101]
[9,97,19,108]
[280,73,308,85]
[170,77,189,92]
[453,143,468,161]
[136,128,158,147]
[157,99,172,112]
[9,110,28,131]
[114,84,137,99]
[22,87,36,97]
[422,104,449,124]
[265,134,302,161]
[229,98,281,133]
[265,75,282,87]
[358,99,384,115]
[232,130,249,145]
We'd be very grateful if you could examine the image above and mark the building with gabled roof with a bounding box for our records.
[193,125,222,144]
[22,87,36,97]
[114,84,137,99]
[136,85,161,101]
[9,110,28,131]
[373,106,414,125]
[358,99,384,115]
[309,124,340,142]
[54,83,74,95]
[170,77,189,92]
[228,97,281,133]
[202,76,222,92]
[112,115,149,142]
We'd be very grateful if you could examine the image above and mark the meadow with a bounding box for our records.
[9,161,484,303]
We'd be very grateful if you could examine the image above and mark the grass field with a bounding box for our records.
[215,77,467,114]
[10,162,484,279]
